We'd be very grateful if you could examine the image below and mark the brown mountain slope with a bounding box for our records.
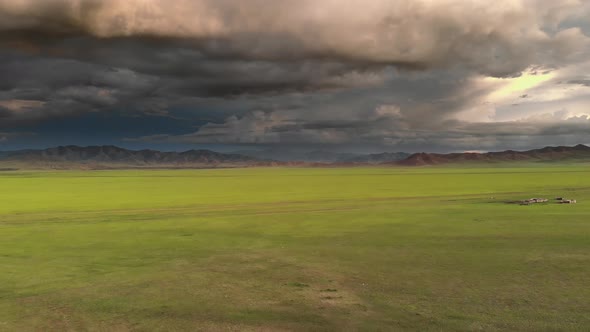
[396,144,590,166]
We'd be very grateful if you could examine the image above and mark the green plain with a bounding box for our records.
[1,166,590,331]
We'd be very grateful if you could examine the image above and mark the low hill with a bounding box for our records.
[397,144,590,166]
[343,152,410,164]
[233,148,360,162]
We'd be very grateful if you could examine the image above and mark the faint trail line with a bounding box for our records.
[0,206,365,226]
[2,187,589,226]
[1,192,514,217]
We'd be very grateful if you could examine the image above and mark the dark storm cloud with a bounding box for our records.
[2,0,588,76]
[1,0,588,98]
[0,106,13,118]
[0,129,35,143]
[0,50,170,125]
[1,0,590,151]
[128,66,590,150]
[131,106,590,151]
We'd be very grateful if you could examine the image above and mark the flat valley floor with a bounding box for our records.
[1,166,590,331]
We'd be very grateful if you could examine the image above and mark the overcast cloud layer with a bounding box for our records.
[1,0,590,152]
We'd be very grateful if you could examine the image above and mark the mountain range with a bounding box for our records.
[0,145,262,169]
[397,144,590,166]
[344,152,412,164]
[0,144,589,169]
[232,148,358,163]
[231,148,411,163]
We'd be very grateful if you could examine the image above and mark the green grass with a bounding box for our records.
[1,166,590,331]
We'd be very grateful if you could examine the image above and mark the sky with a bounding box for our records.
[1,0,590,153]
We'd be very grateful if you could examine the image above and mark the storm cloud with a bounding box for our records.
[1,0,590,151]
[2,0,588,74]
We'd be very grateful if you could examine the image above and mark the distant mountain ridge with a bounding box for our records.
[1,144,589,169]
[397,144,590,166]
[343,152,411,164]
[233,148,410,163]
[0,145,262,167]
[233,148,359,162]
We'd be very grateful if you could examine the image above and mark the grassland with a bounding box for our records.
[1,166,590,331]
